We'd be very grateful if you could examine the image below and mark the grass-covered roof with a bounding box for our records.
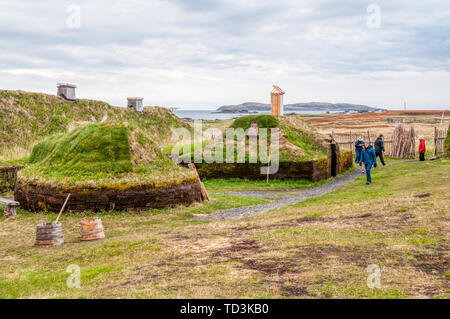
[172,114,329,163]
[19,123,195,188]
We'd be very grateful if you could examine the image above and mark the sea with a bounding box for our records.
[172,109,335,121]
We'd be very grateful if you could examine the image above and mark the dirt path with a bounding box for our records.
[192,160,418,221]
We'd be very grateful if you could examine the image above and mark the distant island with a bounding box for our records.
[216,102,386,113]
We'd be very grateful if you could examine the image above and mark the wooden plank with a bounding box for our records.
[55,193,71,224]
[188,164,209,201]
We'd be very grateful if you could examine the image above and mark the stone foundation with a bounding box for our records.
[14,178,203,212]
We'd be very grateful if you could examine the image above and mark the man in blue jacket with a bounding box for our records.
[355,137,364,166]
[361,141,377,184]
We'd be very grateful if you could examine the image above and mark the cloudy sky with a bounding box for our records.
[0,0,449,109]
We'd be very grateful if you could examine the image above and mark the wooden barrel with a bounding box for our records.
[80,217,105,241]
[35,222,64,246]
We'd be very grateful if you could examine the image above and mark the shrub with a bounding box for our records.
[231,115,279,130]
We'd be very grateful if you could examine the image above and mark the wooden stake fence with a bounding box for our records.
[331,126,447,158]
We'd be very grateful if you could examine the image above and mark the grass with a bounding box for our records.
[166,114,329,164]
[0,90,190,163]
[230,115,279,131]
[28,124,132,176]
[0,159,448,299]
[280,124,327,160]
[204,177,328,192]
[0,193,270,298]
[18,123,195,187]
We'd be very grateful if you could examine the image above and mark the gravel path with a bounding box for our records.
[191,160,417,221]
[191,169,364,221]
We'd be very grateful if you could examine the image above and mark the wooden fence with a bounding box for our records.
[331,127,447,157]
[433,127,448,156]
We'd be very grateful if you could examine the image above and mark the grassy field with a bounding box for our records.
[0,159,448,298]
[203,177,330,192]
[306,110,449,143]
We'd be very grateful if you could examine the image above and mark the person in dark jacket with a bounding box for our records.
[355,137,364,165]
[361,141,377,184]
[418,136,426,161]
[374,134,386,166]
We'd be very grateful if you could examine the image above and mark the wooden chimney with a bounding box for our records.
[57,83,77,101]
[127,97,144,112]
[270,85,285,117]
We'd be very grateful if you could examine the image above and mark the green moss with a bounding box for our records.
[19,123,195,187]
[231,115,279,131]
[29,124,132,176]
[0,90,191,161]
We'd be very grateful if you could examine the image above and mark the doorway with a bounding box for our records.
[330,143,338,177]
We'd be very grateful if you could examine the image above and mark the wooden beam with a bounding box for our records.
[188,164,209,201]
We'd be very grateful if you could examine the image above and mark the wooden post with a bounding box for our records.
[434,126,438,156]
[55,193,71,224]
[189,164,209,201]
[349,131,352,151]
[266,151,271,184]
[4,205,16,218]
[367,130,370,143]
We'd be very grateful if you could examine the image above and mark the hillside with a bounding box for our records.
[0,90,189,164]
[217,102,386,113]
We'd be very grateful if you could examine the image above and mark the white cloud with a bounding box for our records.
[0,0,449,109]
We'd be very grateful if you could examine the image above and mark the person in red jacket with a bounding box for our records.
[418,136,426,161]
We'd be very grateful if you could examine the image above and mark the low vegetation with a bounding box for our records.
[1,159,448,298]
[203,177,328,192]
[0,90,189,164]
[170,114,330,163]
[230,114,280,131]
[19,123,193,187]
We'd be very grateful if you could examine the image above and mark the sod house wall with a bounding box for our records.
[0,165,24,193]
[193,146,353,182]
[338,151,353,174]
[193,160,322,181]
[14,177,203,212]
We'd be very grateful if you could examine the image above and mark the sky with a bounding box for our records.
[0,0,449,110]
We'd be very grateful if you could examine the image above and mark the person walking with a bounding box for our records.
[374,134,386,166]
[355,137,364,166]
[361,141,377,185]
[418,136,426,161]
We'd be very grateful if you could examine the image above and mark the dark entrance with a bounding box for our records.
[330,143,338,177]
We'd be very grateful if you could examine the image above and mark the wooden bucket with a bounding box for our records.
[80,217,105,241]
[35,222,64,246]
